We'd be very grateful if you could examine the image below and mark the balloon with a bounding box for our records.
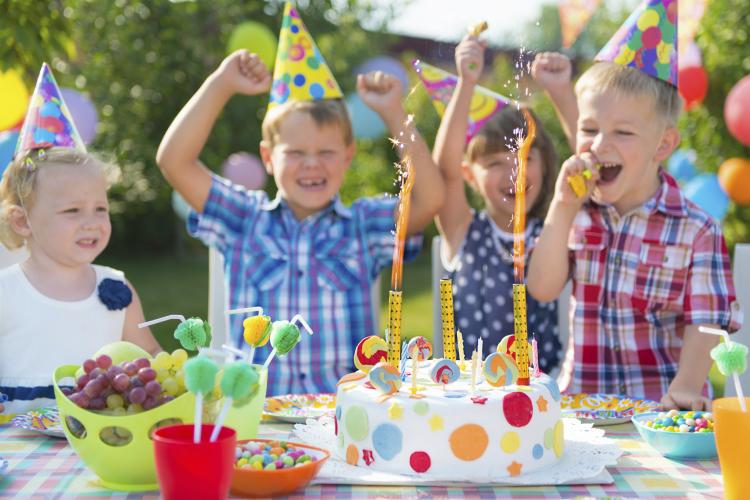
[666,149,697,183]
[221,152,267,190]
[0,69,29,131]
[725,75,750,147]
[354,56,409,94]
[60,88,98,144]
[718,158,750,205]
[678,66,708,110]
[171,191,191,221]
[0,131,19,178]
[227,21,277,71]
[683,174,729,221]
[345,93,386,140]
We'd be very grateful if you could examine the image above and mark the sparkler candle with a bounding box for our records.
[387,291,403,367]
[511,109,536,386]
[440,279,457,360]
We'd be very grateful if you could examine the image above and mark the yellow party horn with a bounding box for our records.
[567,163,602,198]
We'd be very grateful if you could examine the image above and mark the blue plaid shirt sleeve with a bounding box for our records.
[354,195,423,278]
[187,175,267,254]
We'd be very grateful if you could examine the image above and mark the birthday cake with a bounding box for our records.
[334,335,564,480]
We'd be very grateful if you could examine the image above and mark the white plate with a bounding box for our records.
[561,393,663,426]
[263,393,336,423]
[11,407,66,438]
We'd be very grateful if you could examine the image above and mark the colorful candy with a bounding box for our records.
[407,336,433,361]
[483,352,519,387]
[243,315,272,347]
[642,410,714,433]
[354,336,388,373]
[235,441,318,471]
[430,359,460,386]
[369,362,402,395]
[497,334,530,362]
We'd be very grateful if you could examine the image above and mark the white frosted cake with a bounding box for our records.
[334,353,564,480]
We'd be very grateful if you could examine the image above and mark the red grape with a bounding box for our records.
[142,397,158,411]
[134,358,151,369]
[138,367,157,383]
[123,362,138,376]
[96,354,113,370]
[83,379,102,398]
[129,387,146,405]
[82,359,96,374]
[145,380,162,397]
[77,374,91,389]
[89,397,106,410]
[70,392,90,408]
[112,373,130,392]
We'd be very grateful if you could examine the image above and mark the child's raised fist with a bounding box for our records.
[531,52,573,93]
[215,50,271,97]
[356,71,403,116]
[455,34,487,84]
[555,153,598,206]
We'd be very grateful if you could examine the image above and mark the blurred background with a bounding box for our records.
[2,0,749,348]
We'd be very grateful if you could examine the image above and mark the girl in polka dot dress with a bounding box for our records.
[432,34,564,372]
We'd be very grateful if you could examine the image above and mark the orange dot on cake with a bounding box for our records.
[449,423,489,461]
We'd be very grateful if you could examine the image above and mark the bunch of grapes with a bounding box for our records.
[64,349,190,415]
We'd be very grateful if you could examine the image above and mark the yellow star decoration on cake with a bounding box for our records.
[388,402,404,420]
[537,395,548,412]
[507,460,523,476]
[428,414,444,431]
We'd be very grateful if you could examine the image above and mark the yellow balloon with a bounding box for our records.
[0,69,29,131]
[227,21,278,71]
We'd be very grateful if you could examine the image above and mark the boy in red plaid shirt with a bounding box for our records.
[528,0,742,410]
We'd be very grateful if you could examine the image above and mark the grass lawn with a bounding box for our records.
[100,247,435,351]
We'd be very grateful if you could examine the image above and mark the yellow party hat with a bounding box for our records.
[268,2,343,109]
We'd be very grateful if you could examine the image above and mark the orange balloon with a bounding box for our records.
[718,158,750,205]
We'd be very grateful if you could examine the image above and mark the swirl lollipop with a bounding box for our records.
[210,362,259,442]
[184,355,219,443]
[263,315,313,368]
[407,336,433,361]
[354,336,388,373]
[430,359,460,388]
[483,352,519,387]
[369,362,402,395]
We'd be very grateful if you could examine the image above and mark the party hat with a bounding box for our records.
[268,2,343,110]
[14,63,86,158]
[595,0,678,86]
[413,60,513,143]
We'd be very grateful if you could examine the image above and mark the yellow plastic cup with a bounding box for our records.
[713,397,750,500]
[53,365,196,491]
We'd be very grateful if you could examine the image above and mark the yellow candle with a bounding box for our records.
[457,329,466,370]
[387,290,403,367]
[440,279,456,360]
[513,284,530,385]
[470,350,478,392]
[411,345,418,395]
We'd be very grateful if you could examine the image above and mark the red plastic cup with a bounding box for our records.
[153,424,236,500]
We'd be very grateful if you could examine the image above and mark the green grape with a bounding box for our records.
[162,377,180,396]
[106,393,125,409]
[156,369,170,383]
[171,349,188,368]
[152,351,173,371]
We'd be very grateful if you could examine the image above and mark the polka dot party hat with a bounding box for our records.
[413,59,513,144]
[14,63,86,158]
[595,0,678,86]
[268,2,343,110]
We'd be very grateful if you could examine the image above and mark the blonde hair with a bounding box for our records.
[465,106,558,220]
[575,61,682,126]
[0,148,120,249]
[262,99,354,148]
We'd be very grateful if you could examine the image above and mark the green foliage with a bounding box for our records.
[680,0,750,247]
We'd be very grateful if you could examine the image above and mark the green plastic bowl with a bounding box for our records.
[53,364,267,491]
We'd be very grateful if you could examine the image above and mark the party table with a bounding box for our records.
[0,421,723,498]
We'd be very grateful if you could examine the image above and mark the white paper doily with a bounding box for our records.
[292,417,622,486]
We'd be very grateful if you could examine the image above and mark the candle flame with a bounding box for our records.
[391,157,415,290]
[513,108,536,283]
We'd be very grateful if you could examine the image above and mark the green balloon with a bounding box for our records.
[227,21,277,70]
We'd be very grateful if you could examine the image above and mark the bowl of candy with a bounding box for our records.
[632,410,717,460]
[53,346,202,491]
[231,439,330,497]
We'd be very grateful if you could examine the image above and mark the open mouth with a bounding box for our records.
[298,178,327,190]
[501,184,532,199]
[596,162,622,184]
[77,238,99,249]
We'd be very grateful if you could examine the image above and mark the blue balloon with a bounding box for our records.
[345,93,386,140]
[667,149,697,183]
[0,131,19,178]
[683,174,729,221]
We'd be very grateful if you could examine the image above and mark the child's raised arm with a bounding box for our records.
[357,71,444,235]
[156,50,271,213]
[433,35,486,260]
[531,52,577,151]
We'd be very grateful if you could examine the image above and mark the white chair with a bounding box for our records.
[0,246,28,269]
[207,247,381,349]
[727,243,750,398]
[430,235,570,377]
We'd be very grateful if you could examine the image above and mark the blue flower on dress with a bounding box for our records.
[98,278,132,311]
